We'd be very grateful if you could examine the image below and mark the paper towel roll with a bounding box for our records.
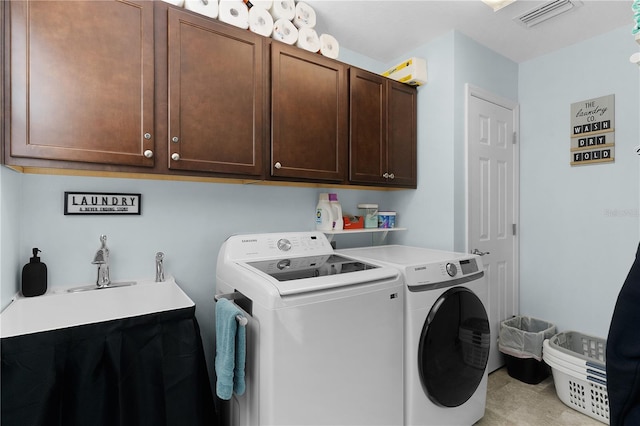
[161,0,185,6]
[272,18,298,45]
[219,1,249,29]
[184,0,219,19]
[319,33,339,59]
[296,27,320,53]
[270,0,295,21]
[293,1,316,28]
[249,6,274,37]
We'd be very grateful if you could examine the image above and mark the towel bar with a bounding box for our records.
[215,293,249,326]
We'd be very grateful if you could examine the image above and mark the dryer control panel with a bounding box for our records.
[406,258,481,289]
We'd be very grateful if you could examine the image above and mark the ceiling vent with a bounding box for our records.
[514,0,583,28]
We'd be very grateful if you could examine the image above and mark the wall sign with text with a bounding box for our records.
[64,192,142,215]
[570,94,615,166]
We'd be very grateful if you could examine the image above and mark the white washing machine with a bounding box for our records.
[215,232,404,426]
[339,245,490,426]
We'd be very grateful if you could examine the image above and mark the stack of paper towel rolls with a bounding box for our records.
[164,0,339,59]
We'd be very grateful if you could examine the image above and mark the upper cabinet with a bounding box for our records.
[165,8,264,177]
[4,1,417,188]
[270,42,348,183]
[349,67,417,188]
[8,0,155,167]
[386,81,417,187]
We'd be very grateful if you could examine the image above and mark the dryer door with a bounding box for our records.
[418,286,490,407]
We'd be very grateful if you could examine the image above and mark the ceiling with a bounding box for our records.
[305,0,635,63]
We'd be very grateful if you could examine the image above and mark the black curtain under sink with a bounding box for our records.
[1,306,216,426]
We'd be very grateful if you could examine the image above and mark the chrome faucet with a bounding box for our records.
[92,235,111,288]
[155,252,165,282]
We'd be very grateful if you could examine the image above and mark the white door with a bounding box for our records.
[466,85,519,373]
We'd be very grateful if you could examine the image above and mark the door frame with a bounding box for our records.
[464,83,521,342]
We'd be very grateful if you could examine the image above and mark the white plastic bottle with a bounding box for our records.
[328,193,343,230]
[315,193,334,231]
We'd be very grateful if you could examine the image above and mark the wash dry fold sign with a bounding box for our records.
[64,192,141,215]
[570,94,615,166]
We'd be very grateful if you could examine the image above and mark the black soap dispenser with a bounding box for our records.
[22,248,47,297]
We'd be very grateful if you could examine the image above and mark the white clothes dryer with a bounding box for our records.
[339,245,490,426]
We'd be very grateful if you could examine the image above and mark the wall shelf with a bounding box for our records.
[323,227,407,242]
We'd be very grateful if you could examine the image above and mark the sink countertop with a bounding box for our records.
[0,275,194,338]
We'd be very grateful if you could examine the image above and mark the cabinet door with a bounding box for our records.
[167,8,263,177]
[271,43,347,183]
[349,68,387,185]
[387,81,417,187]
[9,0,154,167]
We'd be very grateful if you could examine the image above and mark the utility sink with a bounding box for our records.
[0,276,194,338]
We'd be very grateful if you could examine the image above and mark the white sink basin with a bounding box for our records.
[0,275,194,338]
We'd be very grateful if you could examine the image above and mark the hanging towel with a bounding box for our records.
[215,298,247,400]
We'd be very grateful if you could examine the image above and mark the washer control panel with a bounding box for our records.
[223,231,333,261]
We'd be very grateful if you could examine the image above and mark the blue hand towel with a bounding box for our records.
[215,298,246,400]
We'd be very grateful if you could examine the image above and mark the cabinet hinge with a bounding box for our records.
[512,131,517,144]
[512,223,517,236]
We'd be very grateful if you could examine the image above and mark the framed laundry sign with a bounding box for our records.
[64,192,141,215]
[570,94,615,166]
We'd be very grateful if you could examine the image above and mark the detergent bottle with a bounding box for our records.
[315,193,334,231]
[328,193,343,230]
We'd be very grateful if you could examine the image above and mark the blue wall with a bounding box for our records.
[519,26,640,337]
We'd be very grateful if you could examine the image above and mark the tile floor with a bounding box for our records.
[476,367,605,425]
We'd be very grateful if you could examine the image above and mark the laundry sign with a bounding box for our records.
[64,192,141,215]
[570,94,615,166]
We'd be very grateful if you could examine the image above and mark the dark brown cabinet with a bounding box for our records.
[270,42,348,183]
[349,67,417,188]
[165,7,264,177]
[8,0,155,167]
[4,1,417,188]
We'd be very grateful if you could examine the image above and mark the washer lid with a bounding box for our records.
[218,233,400,297]
[242,254,399,296]
[247,254,378,281]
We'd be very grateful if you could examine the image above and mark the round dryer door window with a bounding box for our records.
[418,287,490,407]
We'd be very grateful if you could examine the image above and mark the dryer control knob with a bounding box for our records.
[446,262,458,277]
[277,238,292,251]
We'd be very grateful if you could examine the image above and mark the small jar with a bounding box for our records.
[358,204,378,229]
[378,212,396,229]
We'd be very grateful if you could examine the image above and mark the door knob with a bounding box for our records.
[471,248,490,256]
[171,153,180,161]
[143,150,154,158]
[274,162,282,169]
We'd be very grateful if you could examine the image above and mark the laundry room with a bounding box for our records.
[1,0,639,425]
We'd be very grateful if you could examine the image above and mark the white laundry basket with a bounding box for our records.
[543,331,609,424]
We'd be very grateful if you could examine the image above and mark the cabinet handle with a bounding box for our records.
[274,162,282,169]
[171,153,180,161]
[172,136,179,143]
[389,173,395,180]
[382,172,389,179]
[144,133,152,140]
[144,150,154,158]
